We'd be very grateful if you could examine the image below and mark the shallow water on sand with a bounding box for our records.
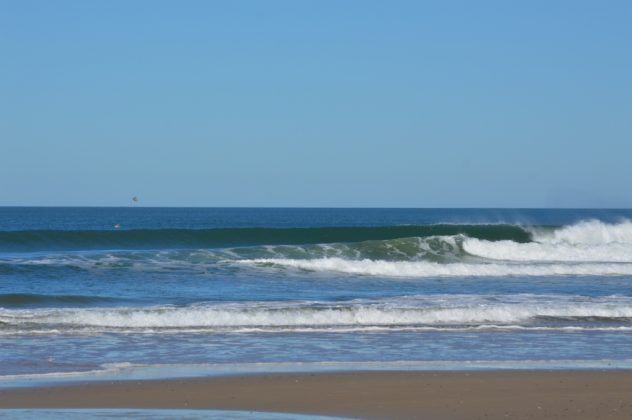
[0,409,347,419]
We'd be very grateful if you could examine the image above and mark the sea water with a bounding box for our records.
[1,208,632,383]
[0,409,346,419]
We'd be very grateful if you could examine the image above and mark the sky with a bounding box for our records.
[1,0,631,207]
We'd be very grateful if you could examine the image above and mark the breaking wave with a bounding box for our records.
[461,220,632,263]
[2,295,632,334]
[243,258,632,277]
[1,220,630,278]
[530,219,632,245]
[461,239,632,263]
[0,224,531,252]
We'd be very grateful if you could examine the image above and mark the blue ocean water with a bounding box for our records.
[1,208,632,381]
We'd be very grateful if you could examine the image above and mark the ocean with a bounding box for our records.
[2,207,632,383]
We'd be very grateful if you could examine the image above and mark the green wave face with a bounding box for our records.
[224,236,476,263]
[0,235,506,274]
[0,293,116,307]
[0,224,533,252]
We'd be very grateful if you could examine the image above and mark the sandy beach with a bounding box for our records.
[1,371,631,419]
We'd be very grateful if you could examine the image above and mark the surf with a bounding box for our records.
[0,224,532,252]
[2,220,631,278]
[2,295,632,333]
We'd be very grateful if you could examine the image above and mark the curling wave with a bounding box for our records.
[0,224,531,252]
[2,220,631,278]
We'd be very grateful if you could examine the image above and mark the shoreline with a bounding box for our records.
[1,370,632,419]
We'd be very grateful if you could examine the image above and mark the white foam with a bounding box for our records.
[531,219,632,245]
[462,239,632,262]
[4,359,632,387]
[461,220,632,263]
[2,296,631,332]
[244,257,632,277]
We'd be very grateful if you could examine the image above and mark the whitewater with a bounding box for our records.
[3,294,632,334]
[237,219,632,277]
[2,208,632,380]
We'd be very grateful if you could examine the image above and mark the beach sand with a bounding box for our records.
[1,371,631,419]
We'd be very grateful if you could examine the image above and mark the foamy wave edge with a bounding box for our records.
[241,258,632,277]
[2,296,632,332]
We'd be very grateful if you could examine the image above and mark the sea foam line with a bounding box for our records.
[241,258,632,277]
[3,325,632,337]
[2,298,632,330]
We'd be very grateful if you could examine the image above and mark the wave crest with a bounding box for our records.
[3,220,631,277]
[531,219,632,245]
[0,224,531,252]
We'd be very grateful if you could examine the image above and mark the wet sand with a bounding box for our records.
[1,371,632,419]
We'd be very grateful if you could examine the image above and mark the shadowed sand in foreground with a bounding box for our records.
[1,371,632,419]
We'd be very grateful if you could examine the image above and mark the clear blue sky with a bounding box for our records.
[1,0,631,207]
